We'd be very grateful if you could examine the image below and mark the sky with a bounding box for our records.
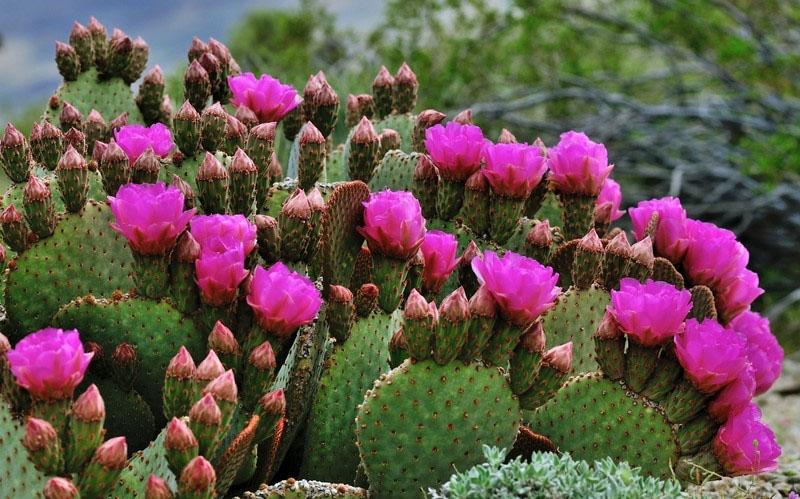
[0,0,385,122]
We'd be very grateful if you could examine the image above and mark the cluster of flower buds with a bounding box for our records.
[184,36,240,109]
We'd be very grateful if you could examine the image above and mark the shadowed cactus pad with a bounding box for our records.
[301,310,401,483]
[0,399,49,498]
[368,150,419,192]
[527,372,680,479]
[5,201,134,336]
[355,360,520,498]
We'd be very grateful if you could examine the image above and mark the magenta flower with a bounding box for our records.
[113,123,174,164]
[228,72,301,123]
[716,269,764,322]
[594,178,624,223]
[357,190,426,260]
[420,230,459,293]
[471,250,560,327]
[109,182,195,255]
[190,214,257,256]
[708,363,756,423]
[424,122,486,182]
[246,262,322,338]
[195,238,248,307]
[546,131,612,196]
[7,328,93,400]
[713,403,781,475]
[628,197,689,263]
[683,219,749,289]
[607,278,692,347]
[481,142,547,199]
[729,311,783,395]
[674,318,747,394]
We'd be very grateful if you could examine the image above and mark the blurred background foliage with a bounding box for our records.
[5,0,800,349]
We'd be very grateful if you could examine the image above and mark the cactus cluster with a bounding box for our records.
[0,17,786,499]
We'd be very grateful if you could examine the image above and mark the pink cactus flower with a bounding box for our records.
[471,250,560,327]
[546,131,612,196]
[109,182,195,256]
[227,72,301,123]
[708,362,756,423]
[729,310,783,395]
[713,403,781,475]
[674,318,747,394]
[607,278,692,347]
[683,219,749,290]
[481,142,547,199]
[246,262,322,339]
[424,122,486,182]
[7,328,93,400]
[195,238,248,307]
[190,214,257,256]
[627,197,689,263]
[594,178,624,223]
[420,230,459,293]
[715,268,764,322]
[113,123,174,164]
[357,190,426,260]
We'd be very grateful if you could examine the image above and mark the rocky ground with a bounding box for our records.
[692,356,800,498]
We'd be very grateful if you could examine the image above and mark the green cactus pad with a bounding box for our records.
[52,295,205,425]
[0,399,49,498]
[326,144,348,182]
[355,360,520,498]
[540,285,609,373]
[301,310,401,483]
[373,113,414,152]
[43,68,144,124]
[4,201,134,336]
[534,191,563,228]
[527,372,680,479]
[368,150,418,192]
[110,425,177,498]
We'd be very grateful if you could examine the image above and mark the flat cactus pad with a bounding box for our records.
[527,372,680,479]
[356,359,520,498]
[0,399,49,498]
[43,68,144,124]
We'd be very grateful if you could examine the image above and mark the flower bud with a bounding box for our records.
[44,478,80,499]
[372,66,394,118]
[145,475,174,499]
[178,456,216,495]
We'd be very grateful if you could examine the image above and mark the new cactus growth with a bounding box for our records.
[0,17,786,499]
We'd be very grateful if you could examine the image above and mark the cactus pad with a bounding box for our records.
[4,201,134,336]
[52,295,205,424]
[368,150,418,192]
[527,372,680,479]
[373,113,414,152]
[319,181,369,289]
[0,399,48,498]
[110,425,177,498]
[43,68,144,124]
[355,360,520,498]
[539,285,609,373]
[301,310,401,483]
[91,377,156,452]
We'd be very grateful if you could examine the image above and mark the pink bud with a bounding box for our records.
[189,393,222,425]
[1,204,23,224]
[259,389,286,416]
[459,240,482,266]
[465,170,487,192]
[94,436,127,469]
[416,109,446,129]
[197,152,227,180]
[395,62,417,86]
[307,187,325,212]
[145,475,173,499]
[373,66,394,88]
[230,148,256,174]
[468,285,497,318]
[73,384,105,422]
[58,145,85,171]
[519,322,546,353]
[196,350,225,382]
[179,456,216,491]
[605,231,632,257]
[23,417,58,451]
[578,229,603,252]
[543,342,573,373]
[628,197,689,263]
[208,321,238,355]
[594,178,624,223]
[453,109,473,125]
[420,230,459,293]
[594,312,621,340]
[174,232,201,264]
[249,342,276,371]
[630,236,654,267]
[527,220,553,248]
[24,175,51,202]
[439,287,470,322]
[281,189,312,220]
[404,289,431,321]
[299,121,325,144]
[2,123,25,147]
[176,101,200,122]
[498,128,517,144]
[251,122,277,141]
[413,154,438,181]
[329,285,353,304]
[166,347,196,379]
[165,417,198,451]
[44,477,80,499]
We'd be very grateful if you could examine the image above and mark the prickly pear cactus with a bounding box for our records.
[0,399,49,497]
